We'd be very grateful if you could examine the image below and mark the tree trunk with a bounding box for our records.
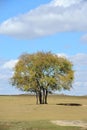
[36,88,48,104]
[39,90,43,104]
[45,89,48,104]
[36,91,39,104]
[42,88,45,104]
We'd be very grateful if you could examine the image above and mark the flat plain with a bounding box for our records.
[0,95,87,130]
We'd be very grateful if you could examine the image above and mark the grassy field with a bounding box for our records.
[0,95,87,130]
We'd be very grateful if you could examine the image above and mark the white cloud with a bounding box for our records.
[50,0,81,7]
[57,53,68,58]
[81,33,87,43]
[0,0,87,39]
[0,59,19,94]
[0,73,9,80]
[57,53,87,95]
[70,53,87,95]
[57,53,87,67]
[70,53,87,66]
[2,59,18,70]
[0,59,18,85]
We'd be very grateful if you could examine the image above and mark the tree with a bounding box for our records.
[11,52,74,104]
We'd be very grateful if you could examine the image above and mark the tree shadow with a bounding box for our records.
[56,103,82,106]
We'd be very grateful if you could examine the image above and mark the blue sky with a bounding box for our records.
[0,0,87,95]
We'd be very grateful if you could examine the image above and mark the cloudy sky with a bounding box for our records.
[0,0,87,95]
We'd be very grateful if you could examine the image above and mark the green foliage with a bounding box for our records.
[11,51,74,104]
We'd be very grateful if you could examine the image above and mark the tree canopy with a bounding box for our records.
[11,52,74,104]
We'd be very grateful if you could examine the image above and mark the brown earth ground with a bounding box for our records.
[0,95,87,122]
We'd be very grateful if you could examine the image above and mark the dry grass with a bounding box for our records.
[0,95,87,121]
